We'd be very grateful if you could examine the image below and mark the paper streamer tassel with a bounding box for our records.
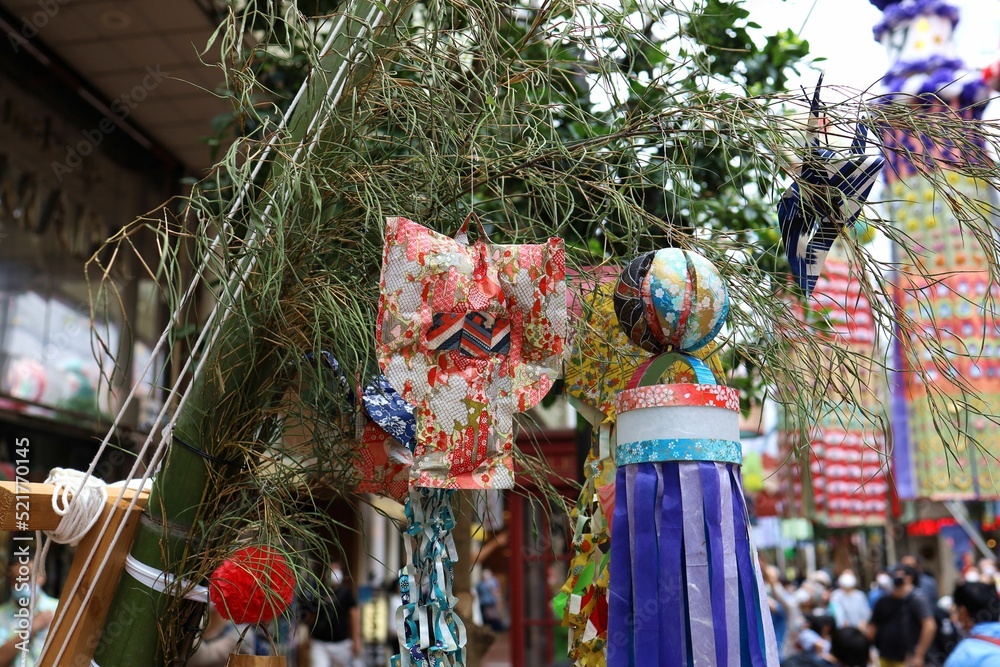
[391,488,467,667]
[607,461,779,666]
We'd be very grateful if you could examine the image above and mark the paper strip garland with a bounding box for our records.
[391,488,467,667]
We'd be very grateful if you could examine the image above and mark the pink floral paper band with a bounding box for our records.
[615,383,740,413]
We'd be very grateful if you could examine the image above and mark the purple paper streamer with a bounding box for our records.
[659,463,687,665]
[608,466,633,667]
[717,463,742,662]
[735,470,781,661]
[729,465,768,667]
[631,465,660,664]
[890,324,916,499]
[608,461,779,666]
[680,464,716,665]
[701,462,730,666]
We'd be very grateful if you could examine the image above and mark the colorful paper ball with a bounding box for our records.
[209,546,295,624]
[613,248,728,353]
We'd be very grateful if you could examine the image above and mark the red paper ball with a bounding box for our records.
[209,546,295,624]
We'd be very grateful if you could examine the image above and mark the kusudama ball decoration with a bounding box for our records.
[209,545,296,625]
[613,248,729,354]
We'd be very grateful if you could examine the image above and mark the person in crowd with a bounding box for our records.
[765,563,806,658]
[302,560,361,667]
[927,595,960,667]
[829,569,871,630]
[811,571,834,608]
[829,627,872,667]
[963,568,983,585]
[188,602,253,666]
[477,568,505,632]
[0,557,58,667]
[903,553,939,603]
[943,581,1000,666]
[978,559,998,591]
[868,564,936,667]
[782,614,836,667]
[870,570,893,607]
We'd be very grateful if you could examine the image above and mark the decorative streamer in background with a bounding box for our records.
[778,253,890,527]
[869,0,1000,500]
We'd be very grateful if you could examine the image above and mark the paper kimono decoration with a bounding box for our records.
[869,0,1000,499]
[377,215,567,489]
[607,248,779,667]
[377,214,567,666]
[776,75,884,296]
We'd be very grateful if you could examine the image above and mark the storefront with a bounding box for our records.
[0,0,229,595]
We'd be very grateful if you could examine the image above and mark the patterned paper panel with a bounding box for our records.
[565,270,645,425]
[778,255,890,526]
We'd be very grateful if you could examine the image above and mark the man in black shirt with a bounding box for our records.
[303,562,361,667]
[868,565,936,667]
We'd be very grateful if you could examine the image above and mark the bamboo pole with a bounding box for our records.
[87,6,401,665]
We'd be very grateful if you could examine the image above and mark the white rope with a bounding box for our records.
[123,554,209,603]
[44,469,109,547]
[40,5,391,664]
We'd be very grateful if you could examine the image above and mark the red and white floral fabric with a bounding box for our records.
[377,216,567,489]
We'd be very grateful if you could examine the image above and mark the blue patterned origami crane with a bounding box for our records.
[777,75,885,296]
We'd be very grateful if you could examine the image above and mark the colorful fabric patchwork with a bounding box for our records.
[363,376,417,452]
[426,312,511,357]
[377,215,567,489]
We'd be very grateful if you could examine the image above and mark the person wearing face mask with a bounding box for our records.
[871,571,894,607]
[977,560,998,591]
[0,557,58,667]
[943,582,1000,666]
[830,570,871,630]
[302,561,362,667]
[868,565,936,667]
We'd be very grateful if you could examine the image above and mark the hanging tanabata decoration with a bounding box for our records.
[377,215,567,490]
[378,214,568,666]
[869,0,1000,499]
[559,269,727,666]
[209,546,296,625]
[392,488,466,667]
[607,247,779,667]
[776,75,884,296]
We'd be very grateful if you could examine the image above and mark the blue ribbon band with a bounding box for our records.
[616,438,743,466]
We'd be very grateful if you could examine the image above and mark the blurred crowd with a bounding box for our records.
[765,554,1000,667]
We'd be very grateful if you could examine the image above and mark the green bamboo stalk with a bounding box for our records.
[88,4,401,665]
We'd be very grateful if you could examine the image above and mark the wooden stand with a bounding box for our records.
[0,481,149,667]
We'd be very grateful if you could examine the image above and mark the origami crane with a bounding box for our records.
[777,74,885,296]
